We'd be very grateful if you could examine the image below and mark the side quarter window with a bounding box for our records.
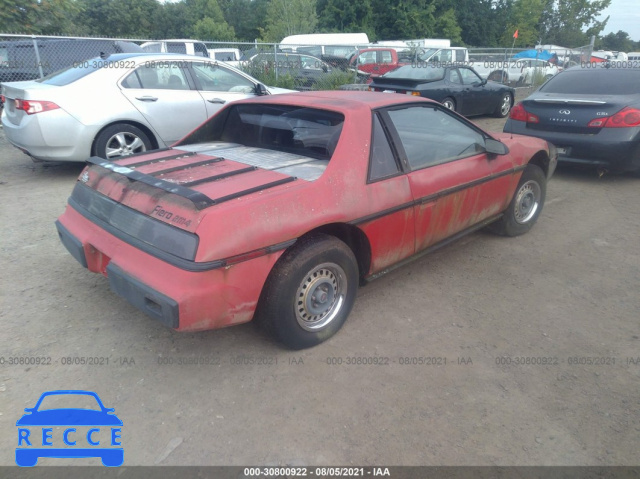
[369,114,401,182]
[386,105,486,170]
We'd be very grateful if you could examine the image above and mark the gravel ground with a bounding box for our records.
[0,88,639,469]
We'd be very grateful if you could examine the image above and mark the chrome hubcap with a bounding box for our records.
[501,95,511,115]
[514,180,541,224]
[295,263,347,331]
[105,132,146,159]
[443,100,454,110]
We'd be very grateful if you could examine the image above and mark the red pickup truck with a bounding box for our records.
[349,48,413,79]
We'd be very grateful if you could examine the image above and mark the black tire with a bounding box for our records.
[493,92,513,118]
[488,164,546,236]
[257,234,359,349]
[441,97,456,112]
[94,123,152,160]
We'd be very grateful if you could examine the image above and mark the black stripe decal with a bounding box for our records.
[110,147,172,163]
[150,158,225,176]
[211,177,297,204]
[351,165,525,225]
[87,156,219,210]
[123,150,196,168]
[182,166,258,187]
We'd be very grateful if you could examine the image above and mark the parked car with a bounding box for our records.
[56,91,556,349]
[0,38,143,83]
[348,47,414,80]
[209,48,242,67]
[369,64,514,117]
[140,39,209,57]
[0,53,294,163]
[246,52,332,90]
[504,65,640,173]
[472,58,558,86]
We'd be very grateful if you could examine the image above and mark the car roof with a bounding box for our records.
[245,90,436,110]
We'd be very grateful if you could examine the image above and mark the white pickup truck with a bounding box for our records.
[470,58,558,86]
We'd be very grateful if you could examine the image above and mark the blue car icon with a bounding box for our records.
[16,390,123,467]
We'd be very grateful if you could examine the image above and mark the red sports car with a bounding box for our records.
[56,91,557,349]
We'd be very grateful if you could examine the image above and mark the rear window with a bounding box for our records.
[540,67,640,95]
[36,59,107,86]
[178,104,344,161]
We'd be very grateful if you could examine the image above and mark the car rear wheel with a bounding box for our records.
[493,92,512,118]
[488,164,546,236]
[442,97,456,112]
[257,234,358,349]
[94,124,152,160]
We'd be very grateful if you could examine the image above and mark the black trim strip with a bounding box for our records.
[87,156,218,210]
[150,158,224,176]
[87,157,297,210]
[68,198,297,272]
[351,165,526,225]
[110,147,172,164]
[182,166,257,187]
[365,213,504,282]
[212,177,297,204]
[123,150,195,168]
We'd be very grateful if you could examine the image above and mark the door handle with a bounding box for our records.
[135,96,158,102]
[207,98,226,104]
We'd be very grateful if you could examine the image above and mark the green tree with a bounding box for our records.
[192,16,235,41]
[260,0,318,43]
[0,0,82,34]
[152,1,192,39]
[538,0,611,47]
[433,8,462,44]
[317,0,374,38]
[218,0,269,41]
[76,0,159,38]
[598,30,634,52]
[502,0,545,46]
[370,0,436,40]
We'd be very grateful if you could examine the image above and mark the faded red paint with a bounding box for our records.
[57,91,553,332]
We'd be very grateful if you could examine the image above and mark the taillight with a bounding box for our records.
[589,107,640,128]
[509,103,539,123]
[14,99,60,115]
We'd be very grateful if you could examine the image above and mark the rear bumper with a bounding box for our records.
[504,120,640,172]
[1,108,94,162]
[55,206,283,332]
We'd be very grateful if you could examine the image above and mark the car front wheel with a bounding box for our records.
[257,234,358,349]
[494,92,512,118]
[94,124,152,160]
[488,164,546,236]
[441,97,456,112]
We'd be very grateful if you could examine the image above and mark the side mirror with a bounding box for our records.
[255,83,268,96]
[485,138,509,155]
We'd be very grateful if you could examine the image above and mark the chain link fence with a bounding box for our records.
[2,33,593,91]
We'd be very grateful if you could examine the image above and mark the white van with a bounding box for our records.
[280,33,369,57]
[141,39,209,57]
[627,52,640,61]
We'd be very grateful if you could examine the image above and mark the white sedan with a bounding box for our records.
[1,53,294,162]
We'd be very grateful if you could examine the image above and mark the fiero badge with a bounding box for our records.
[15,390,123,467]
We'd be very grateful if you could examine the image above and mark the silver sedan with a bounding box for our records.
[1,53,294,162]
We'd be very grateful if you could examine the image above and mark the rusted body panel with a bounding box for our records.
[56,91,554,333]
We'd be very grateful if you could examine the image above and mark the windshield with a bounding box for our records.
[540,67,640,95]
[36,393,102,411]
[382,65,446,81]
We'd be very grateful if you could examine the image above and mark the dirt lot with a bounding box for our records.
[0,89,639,469]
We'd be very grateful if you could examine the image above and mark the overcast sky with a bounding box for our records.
[598,0,640,42]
